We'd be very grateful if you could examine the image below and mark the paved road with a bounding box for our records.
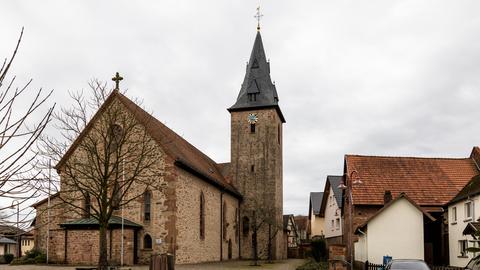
[2,259,306,270]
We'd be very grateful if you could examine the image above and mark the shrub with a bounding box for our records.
[25,249,43,259]
[297,259,328,270]
[3,254,14,264]
[311,237,327,262]
[34,253,46,264]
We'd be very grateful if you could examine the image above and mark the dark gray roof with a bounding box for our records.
[327,175,343,208]
[228,31,285,123]
[310,192,324,215]
[0,237,16,244]
[60,216,142,229]
[449,174,480,205]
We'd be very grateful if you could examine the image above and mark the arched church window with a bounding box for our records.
[200,192,205,240]
[223,202,227,240]
[242,216,250,236]
[84,192,91,218]
[144,190,151,222]
[143,234,152,249]
[278,124,281,144]
[109,124,123,150]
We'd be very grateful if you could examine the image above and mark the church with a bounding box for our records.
[32,29,286,265]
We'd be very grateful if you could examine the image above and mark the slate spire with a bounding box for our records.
[228,31,285,122]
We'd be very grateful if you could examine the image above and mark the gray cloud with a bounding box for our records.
[2,1,480,215]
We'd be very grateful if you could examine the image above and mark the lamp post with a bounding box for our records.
[338,170,362,270]
[10,200,20,258]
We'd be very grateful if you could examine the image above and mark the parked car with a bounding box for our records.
[385,259,430,270]
[466,257,480,270]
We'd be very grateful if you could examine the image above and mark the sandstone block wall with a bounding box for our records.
[230,108,285,260]
[175,168,240,264]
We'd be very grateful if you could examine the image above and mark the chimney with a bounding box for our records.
[384,190,392,204]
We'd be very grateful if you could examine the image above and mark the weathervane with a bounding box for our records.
[112,72,123,90]
[254,6,263,31]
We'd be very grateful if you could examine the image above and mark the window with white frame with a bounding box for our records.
[459,240,468,257]
[331,220,334,230]
[452,206,457,223]
[335,218,340,230]
[465,201,473,220]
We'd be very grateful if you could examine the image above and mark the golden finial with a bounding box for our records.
[254,6,263,31]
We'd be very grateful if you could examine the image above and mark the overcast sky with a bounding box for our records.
[2,1,480,215]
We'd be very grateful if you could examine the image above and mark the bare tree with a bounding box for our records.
[0,28,54,222]
[248,200,283,266]
[39,81,160,270]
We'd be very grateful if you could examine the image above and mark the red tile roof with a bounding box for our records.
[345,154,479,206]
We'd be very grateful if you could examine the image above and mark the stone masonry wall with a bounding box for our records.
[230,108,284,260]
[175,168,240,264]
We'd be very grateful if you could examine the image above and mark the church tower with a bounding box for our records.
[228,30,285,259]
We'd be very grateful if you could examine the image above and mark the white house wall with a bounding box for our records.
[325,186,342,239]
[310,208,325,237]
[448,195,479,267]
[365,198,424,264]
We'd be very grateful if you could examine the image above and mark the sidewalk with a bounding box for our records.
[2,259,306,270]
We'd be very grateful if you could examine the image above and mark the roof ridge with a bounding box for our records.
[346,153,472,160]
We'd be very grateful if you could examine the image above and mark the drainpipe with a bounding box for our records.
[220,191,224,261]
[238,200,241,259]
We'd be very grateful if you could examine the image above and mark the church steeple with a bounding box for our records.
[228,31,285,123]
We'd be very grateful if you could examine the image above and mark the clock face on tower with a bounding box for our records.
[247,113,258,124]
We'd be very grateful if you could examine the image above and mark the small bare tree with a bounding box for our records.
[39,81,160,270]
[249,199,283,266]
[0,28,54,218]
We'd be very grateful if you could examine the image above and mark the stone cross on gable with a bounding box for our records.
[112,72,123,90]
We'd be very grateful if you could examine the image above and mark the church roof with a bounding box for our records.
[56,90,241,199]
[228,31,285,123]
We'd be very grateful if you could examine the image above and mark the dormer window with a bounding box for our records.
[248,93,257,102]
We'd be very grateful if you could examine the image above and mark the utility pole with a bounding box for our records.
[47,159,51,264]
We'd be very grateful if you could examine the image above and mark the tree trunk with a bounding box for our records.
[98,222,109,270]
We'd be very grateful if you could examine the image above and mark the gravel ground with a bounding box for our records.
[2,259,306,270]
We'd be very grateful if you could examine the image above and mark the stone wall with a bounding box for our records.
[230,108,284,260]
[175,168,240,264]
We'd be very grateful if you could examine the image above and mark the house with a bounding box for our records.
[294,216,308,243]
[308,192,325,238]
[32,29,286,265]
[354,193,435,264]
[0,237,16,256]
[319,175,343,246]
[0,225,31,257]
[284,215,298,248]
[20,232,34,256]
[447,174,480,267]
[343,149,480,266]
